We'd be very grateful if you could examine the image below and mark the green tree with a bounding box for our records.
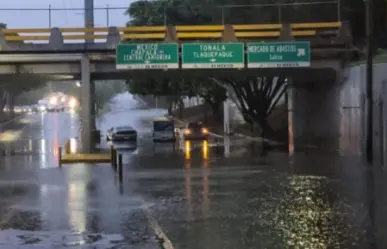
[94,80,127,112]
[127,77,192,115]
[219,76,287,138]
[192,77,226,118]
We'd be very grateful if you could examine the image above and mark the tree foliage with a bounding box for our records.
[126,0,387,47]
[219,77,287,136]
[127,77,226,116]
[94,80,128,112]
[124,0,386,137]
[1,76,46,107]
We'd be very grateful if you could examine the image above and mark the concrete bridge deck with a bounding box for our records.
[0,21,350,51]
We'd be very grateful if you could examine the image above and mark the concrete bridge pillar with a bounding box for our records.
[6,91,14,117]
[80,54,92,153]
[290,79,341,150]
[90,80,96,130]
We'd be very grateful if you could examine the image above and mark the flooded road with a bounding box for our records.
[0,96,385,248]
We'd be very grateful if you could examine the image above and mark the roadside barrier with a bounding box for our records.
[58,139,114,166]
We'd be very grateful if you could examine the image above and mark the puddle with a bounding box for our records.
[0,229,126,249]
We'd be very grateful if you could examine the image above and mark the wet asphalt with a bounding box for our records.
[0,104,386,248]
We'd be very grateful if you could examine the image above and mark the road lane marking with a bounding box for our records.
[0,114,25,127]
[0,195,25,230]
[142,208,174,249]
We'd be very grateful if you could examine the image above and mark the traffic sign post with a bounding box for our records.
[247,42,310,68]
[182,43,244,69]
[116,43,179,69]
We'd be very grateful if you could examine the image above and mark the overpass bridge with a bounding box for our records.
[0,21,354,152]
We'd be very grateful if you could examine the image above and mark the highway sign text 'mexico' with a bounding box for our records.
[182,43,244,69]
[116,43,179,69]
[247,42,311,68]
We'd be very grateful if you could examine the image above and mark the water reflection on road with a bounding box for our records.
[0,101,383,248]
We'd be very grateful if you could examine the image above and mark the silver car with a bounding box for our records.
[106,126,137,142]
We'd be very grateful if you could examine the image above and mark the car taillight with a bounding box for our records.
[202,128,208,134]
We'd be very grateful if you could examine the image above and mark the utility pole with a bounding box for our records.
[365,0,373,164]
[84,0,94,44]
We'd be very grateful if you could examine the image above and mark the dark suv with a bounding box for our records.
[183,122,209,140]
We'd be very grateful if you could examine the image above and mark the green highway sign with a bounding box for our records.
[116,43,179,69]
[247,41,310,68]
[182,43,244,69]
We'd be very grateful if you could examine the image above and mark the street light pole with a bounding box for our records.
[84,0,94,44]
[365,0,374,164]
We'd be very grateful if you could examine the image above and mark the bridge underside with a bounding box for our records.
[0,53,346,152]
[0,59,339,82]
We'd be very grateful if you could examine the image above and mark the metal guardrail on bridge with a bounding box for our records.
[0,22,346,43]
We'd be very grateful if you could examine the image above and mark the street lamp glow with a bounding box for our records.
[68,97,78,109]
[50,96,58,105]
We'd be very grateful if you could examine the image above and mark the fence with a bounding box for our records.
[0,1,340,29]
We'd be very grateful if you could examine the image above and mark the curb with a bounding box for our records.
[233,133,284,145]
[143,209,174,249]
[0,114,24,128]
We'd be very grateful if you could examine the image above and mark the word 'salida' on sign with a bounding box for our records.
[181,43,245,69]
[116,43,179,69]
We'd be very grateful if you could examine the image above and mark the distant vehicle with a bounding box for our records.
[183,122,209,140]
[31,105,39,113]
[152,117,176,142]
[106,126,137,142]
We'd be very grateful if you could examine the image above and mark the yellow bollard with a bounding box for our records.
[65,140,71,154]
[110,145,114,167]
[58,146,62,167]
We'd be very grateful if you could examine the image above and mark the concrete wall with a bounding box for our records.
[339,62,387,159]
[292,79,342,149]
[291,60,387,158]
[339,64,364,155]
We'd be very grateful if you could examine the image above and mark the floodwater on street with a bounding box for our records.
[0,93,386,248]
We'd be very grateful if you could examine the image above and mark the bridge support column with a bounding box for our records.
[80,54,92,153]
[290,80,341,150]
[6,91,14,117]
[287,79,295,155]
[90,80,96,130]
[223,95,231,135]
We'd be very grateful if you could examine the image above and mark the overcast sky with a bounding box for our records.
[1,0,134,28]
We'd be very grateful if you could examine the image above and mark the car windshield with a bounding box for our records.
[154,121,174,131]
[116,126,133,131]
[187,122,203,130]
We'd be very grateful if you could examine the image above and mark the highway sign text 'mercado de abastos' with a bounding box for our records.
[247,41,311,68]
[116,43,179,69]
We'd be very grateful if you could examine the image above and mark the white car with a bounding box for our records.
[106,126,137,142]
